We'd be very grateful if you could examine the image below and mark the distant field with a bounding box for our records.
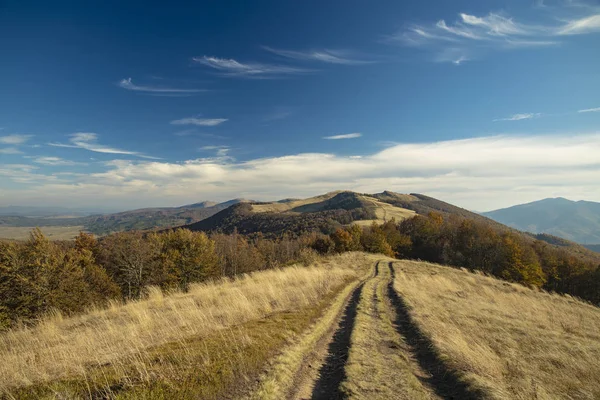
[0,226,84,240]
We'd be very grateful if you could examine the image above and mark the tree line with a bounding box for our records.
[1,213,599,329]
[0,228,318,329]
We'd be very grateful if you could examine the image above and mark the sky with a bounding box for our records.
[1,0,599,212]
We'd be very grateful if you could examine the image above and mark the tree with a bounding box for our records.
[152,229,219,291]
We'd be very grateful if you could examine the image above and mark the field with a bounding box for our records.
[1,254,599,399]
[0,226,84,240]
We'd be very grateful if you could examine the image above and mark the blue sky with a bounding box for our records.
[1,0,599,211]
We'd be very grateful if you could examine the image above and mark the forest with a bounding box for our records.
[1,212,599,330]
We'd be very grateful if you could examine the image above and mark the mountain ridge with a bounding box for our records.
[483,197,600,244]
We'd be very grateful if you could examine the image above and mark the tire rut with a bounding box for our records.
[310,280,365,400]
[387,262,484,400]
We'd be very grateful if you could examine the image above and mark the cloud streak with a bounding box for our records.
[170,118,228,126]
[323,133,363,140]
[262,46,373,65]
[493,113,542,121]
[578,107,600,113]
[193,56,311,78]
[118,78,204,95]
[48,133,160,159]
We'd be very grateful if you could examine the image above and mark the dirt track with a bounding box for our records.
[297,261,480,400]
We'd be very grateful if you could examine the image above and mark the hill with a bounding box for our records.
[483,197,600,245]
[3,255,599,399]
[181,191,417,237]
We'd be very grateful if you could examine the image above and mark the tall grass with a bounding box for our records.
[0,255,363,394]
[393,260,600,399]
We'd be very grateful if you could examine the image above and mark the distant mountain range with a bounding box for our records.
[483,198,600,245]
[0,199,251,236]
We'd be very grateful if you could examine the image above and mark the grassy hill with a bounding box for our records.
[2,254,598,399]
[483,197,600,244]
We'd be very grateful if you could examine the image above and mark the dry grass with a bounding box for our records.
[0,253,368,398]
[251,191,344,213]
[0,226,84,241]
[392,260,600,400]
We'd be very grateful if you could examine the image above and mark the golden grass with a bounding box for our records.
[0,253,368,398]
[0,226,84,241]
[251,191,344,213]
[392,260,600,400]
[342,260,436,400]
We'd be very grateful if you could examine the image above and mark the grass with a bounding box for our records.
[0,226,84,241]
[341,261,435,400]
[0,253,371,398]
[392,260,600,400]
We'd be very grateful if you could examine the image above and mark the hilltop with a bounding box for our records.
[483,197,600,245]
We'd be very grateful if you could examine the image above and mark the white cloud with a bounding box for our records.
[0,147,23,154]
[0,134,32,145]
[323,133,362,140]
[578,106,600,113]
[31,156,87,166]
[5,133,599,211]
[557,14,600,35]
[494,113,542,121]
[192,56,311,78]
[2,132,600,212]
[262,47,373,65]
[200,145,230,157]
[170,118,228,126]
[118,78,204,95]
[48,133,160,159]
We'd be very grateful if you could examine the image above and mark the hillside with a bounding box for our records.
[181,191,416,237]
[483,197,600,245]
[3,255,599,399]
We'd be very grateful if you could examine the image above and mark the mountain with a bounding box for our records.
[179,190,497,237]
[483,198,600,244]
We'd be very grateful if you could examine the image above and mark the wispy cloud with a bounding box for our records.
[192,56,311,78]
[578,106,600,113]
[200,145,230,157]
[392,8,600,64]
[31,156,87,166]
[323,133,362,140]
[262,46,373,65]
[0,147,23,154]
[118,78,205,95]
[0,134,33,145]
[494,113,542,121]
[170,118,228,126]
[48,133,160,159]
[557,14,600,35]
